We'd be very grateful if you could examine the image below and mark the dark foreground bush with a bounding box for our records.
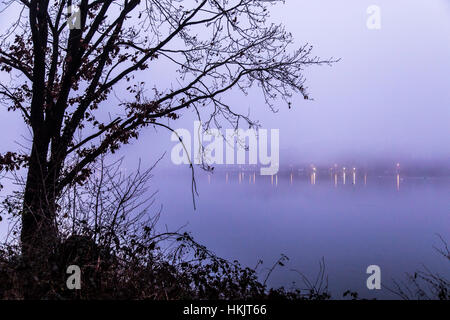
[0,232,331,300]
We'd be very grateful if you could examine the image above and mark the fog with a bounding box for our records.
[266,0,450,165]
[1,0,450,171]
[134,0,450,169]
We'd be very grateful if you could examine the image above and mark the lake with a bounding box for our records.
[152,169,450,299]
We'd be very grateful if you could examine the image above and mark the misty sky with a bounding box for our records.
[1,0,450,170]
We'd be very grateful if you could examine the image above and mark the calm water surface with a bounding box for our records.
[152,170,450,299]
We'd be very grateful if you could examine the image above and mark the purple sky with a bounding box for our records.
[133,0,450,169]
[1,0,450,170]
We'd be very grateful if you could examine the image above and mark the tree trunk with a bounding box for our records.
[21,137,59,298]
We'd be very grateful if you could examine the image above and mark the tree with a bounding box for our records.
[0,0,334,292]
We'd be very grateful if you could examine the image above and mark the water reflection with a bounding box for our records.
[310,166,317,185]
[310,172,316,185]
[212,166,404,191]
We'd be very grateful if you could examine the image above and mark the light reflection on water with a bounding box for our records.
[205,170,405,190]
[203,169,422,195]
[154,171,450,299]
